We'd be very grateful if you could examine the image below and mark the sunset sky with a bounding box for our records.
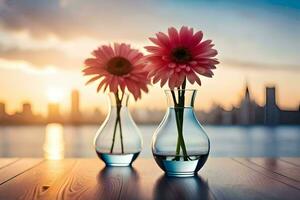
[0,0,299,115]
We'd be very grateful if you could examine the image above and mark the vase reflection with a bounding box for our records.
[154,175,212,200]
[97,167,141,199]
[43,123,65,160]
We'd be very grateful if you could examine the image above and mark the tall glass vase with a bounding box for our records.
[152,89,210,177]
[94,92,142,166]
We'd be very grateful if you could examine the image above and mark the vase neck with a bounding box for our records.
[165,89,197,108]
[108,92,129,107]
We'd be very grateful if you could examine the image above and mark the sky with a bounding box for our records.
[0,0,299,115]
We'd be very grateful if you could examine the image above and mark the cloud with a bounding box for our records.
[0,58,58,75]
[0,0,300,71]
[0,45,81,68]
[1,0,300,42]
[222,58,300,72]
[0,0,160,40]
[0,0,81,39]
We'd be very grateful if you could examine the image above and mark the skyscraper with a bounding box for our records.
[237,84,257,125]
[71,90,81,123]
[264,87,280,125]
[48,103,61,122]
[22,103,33,117]
[0,102,6,117]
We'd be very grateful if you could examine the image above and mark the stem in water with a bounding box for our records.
[173,79,189,161]
[110,115,119,153]
[109,91,124,154]
[119,92,125,154]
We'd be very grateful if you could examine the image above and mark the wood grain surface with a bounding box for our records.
[0,158,299,200]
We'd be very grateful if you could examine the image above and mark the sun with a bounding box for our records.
[47,88,64,103]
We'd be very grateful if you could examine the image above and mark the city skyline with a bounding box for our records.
[198,85,300,125]
[0,80,299,115]
[0,85,299,125]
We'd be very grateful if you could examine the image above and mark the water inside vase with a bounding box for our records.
[153,153,209,177]
[96,151,140,166]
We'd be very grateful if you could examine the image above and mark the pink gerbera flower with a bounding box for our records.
[145,26,219,89]
[83,43,149,100]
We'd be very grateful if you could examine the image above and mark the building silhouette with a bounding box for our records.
[0,102,44,125]
[198,84,299,125]
[0,102,5,117]
[47,103,62,123]
[18,102,34,123]
[264,87,280,125]
[70,90,81,124]
[0,86,299,125]
[22,103,33,117]
[237,85,256,125]
[0,102,8,122]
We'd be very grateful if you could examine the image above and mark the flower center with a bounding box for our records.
[106,56,132,76]
[171,47,191,63]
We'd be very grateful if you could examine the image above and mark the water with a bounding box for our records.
[0,125,299,158]
[153,154,209,177]
[96,152,140,166]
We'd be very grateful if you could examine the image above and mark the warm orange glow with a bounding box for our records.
[46,88,64,103]
[43,123,65,160]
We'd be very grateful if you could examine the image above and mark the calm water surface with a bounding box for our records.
[0,125,299,158]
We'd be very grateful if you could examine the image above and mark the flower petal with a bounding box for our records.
[187,71,201,85]
[101,45,115,58]
[168,27,179,45]
[179,26,191,44]
[82,67,105,75]
[97,78,108,92]
[156,32,170,47]
[84,58,101,67]
[190,31,203,46]
[86,75,101,85]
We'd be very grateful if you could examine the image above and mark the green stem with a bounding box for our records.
[171,91,178,105]
[115,92,124,154]
[118,92,124,154]
[171,90,181,161]
[173,79,189,161]
[175,129,181,158]
[118,117,124,154]
[119,92,125,154]
[110,116,119,154]
[110,91,124,154]
[176,86,183,159]
[179,79,189,160]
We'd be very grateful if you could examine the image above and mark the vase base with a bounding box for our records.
[166,171,195,177]
[96,152,140,167]
[153,154,208,177]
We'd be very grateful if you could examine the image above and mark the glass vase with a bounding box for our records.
[152,89,210,177]
[94,92,142,166]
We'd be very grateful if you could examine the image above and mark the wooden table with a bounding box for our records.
[0,158,299,200]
